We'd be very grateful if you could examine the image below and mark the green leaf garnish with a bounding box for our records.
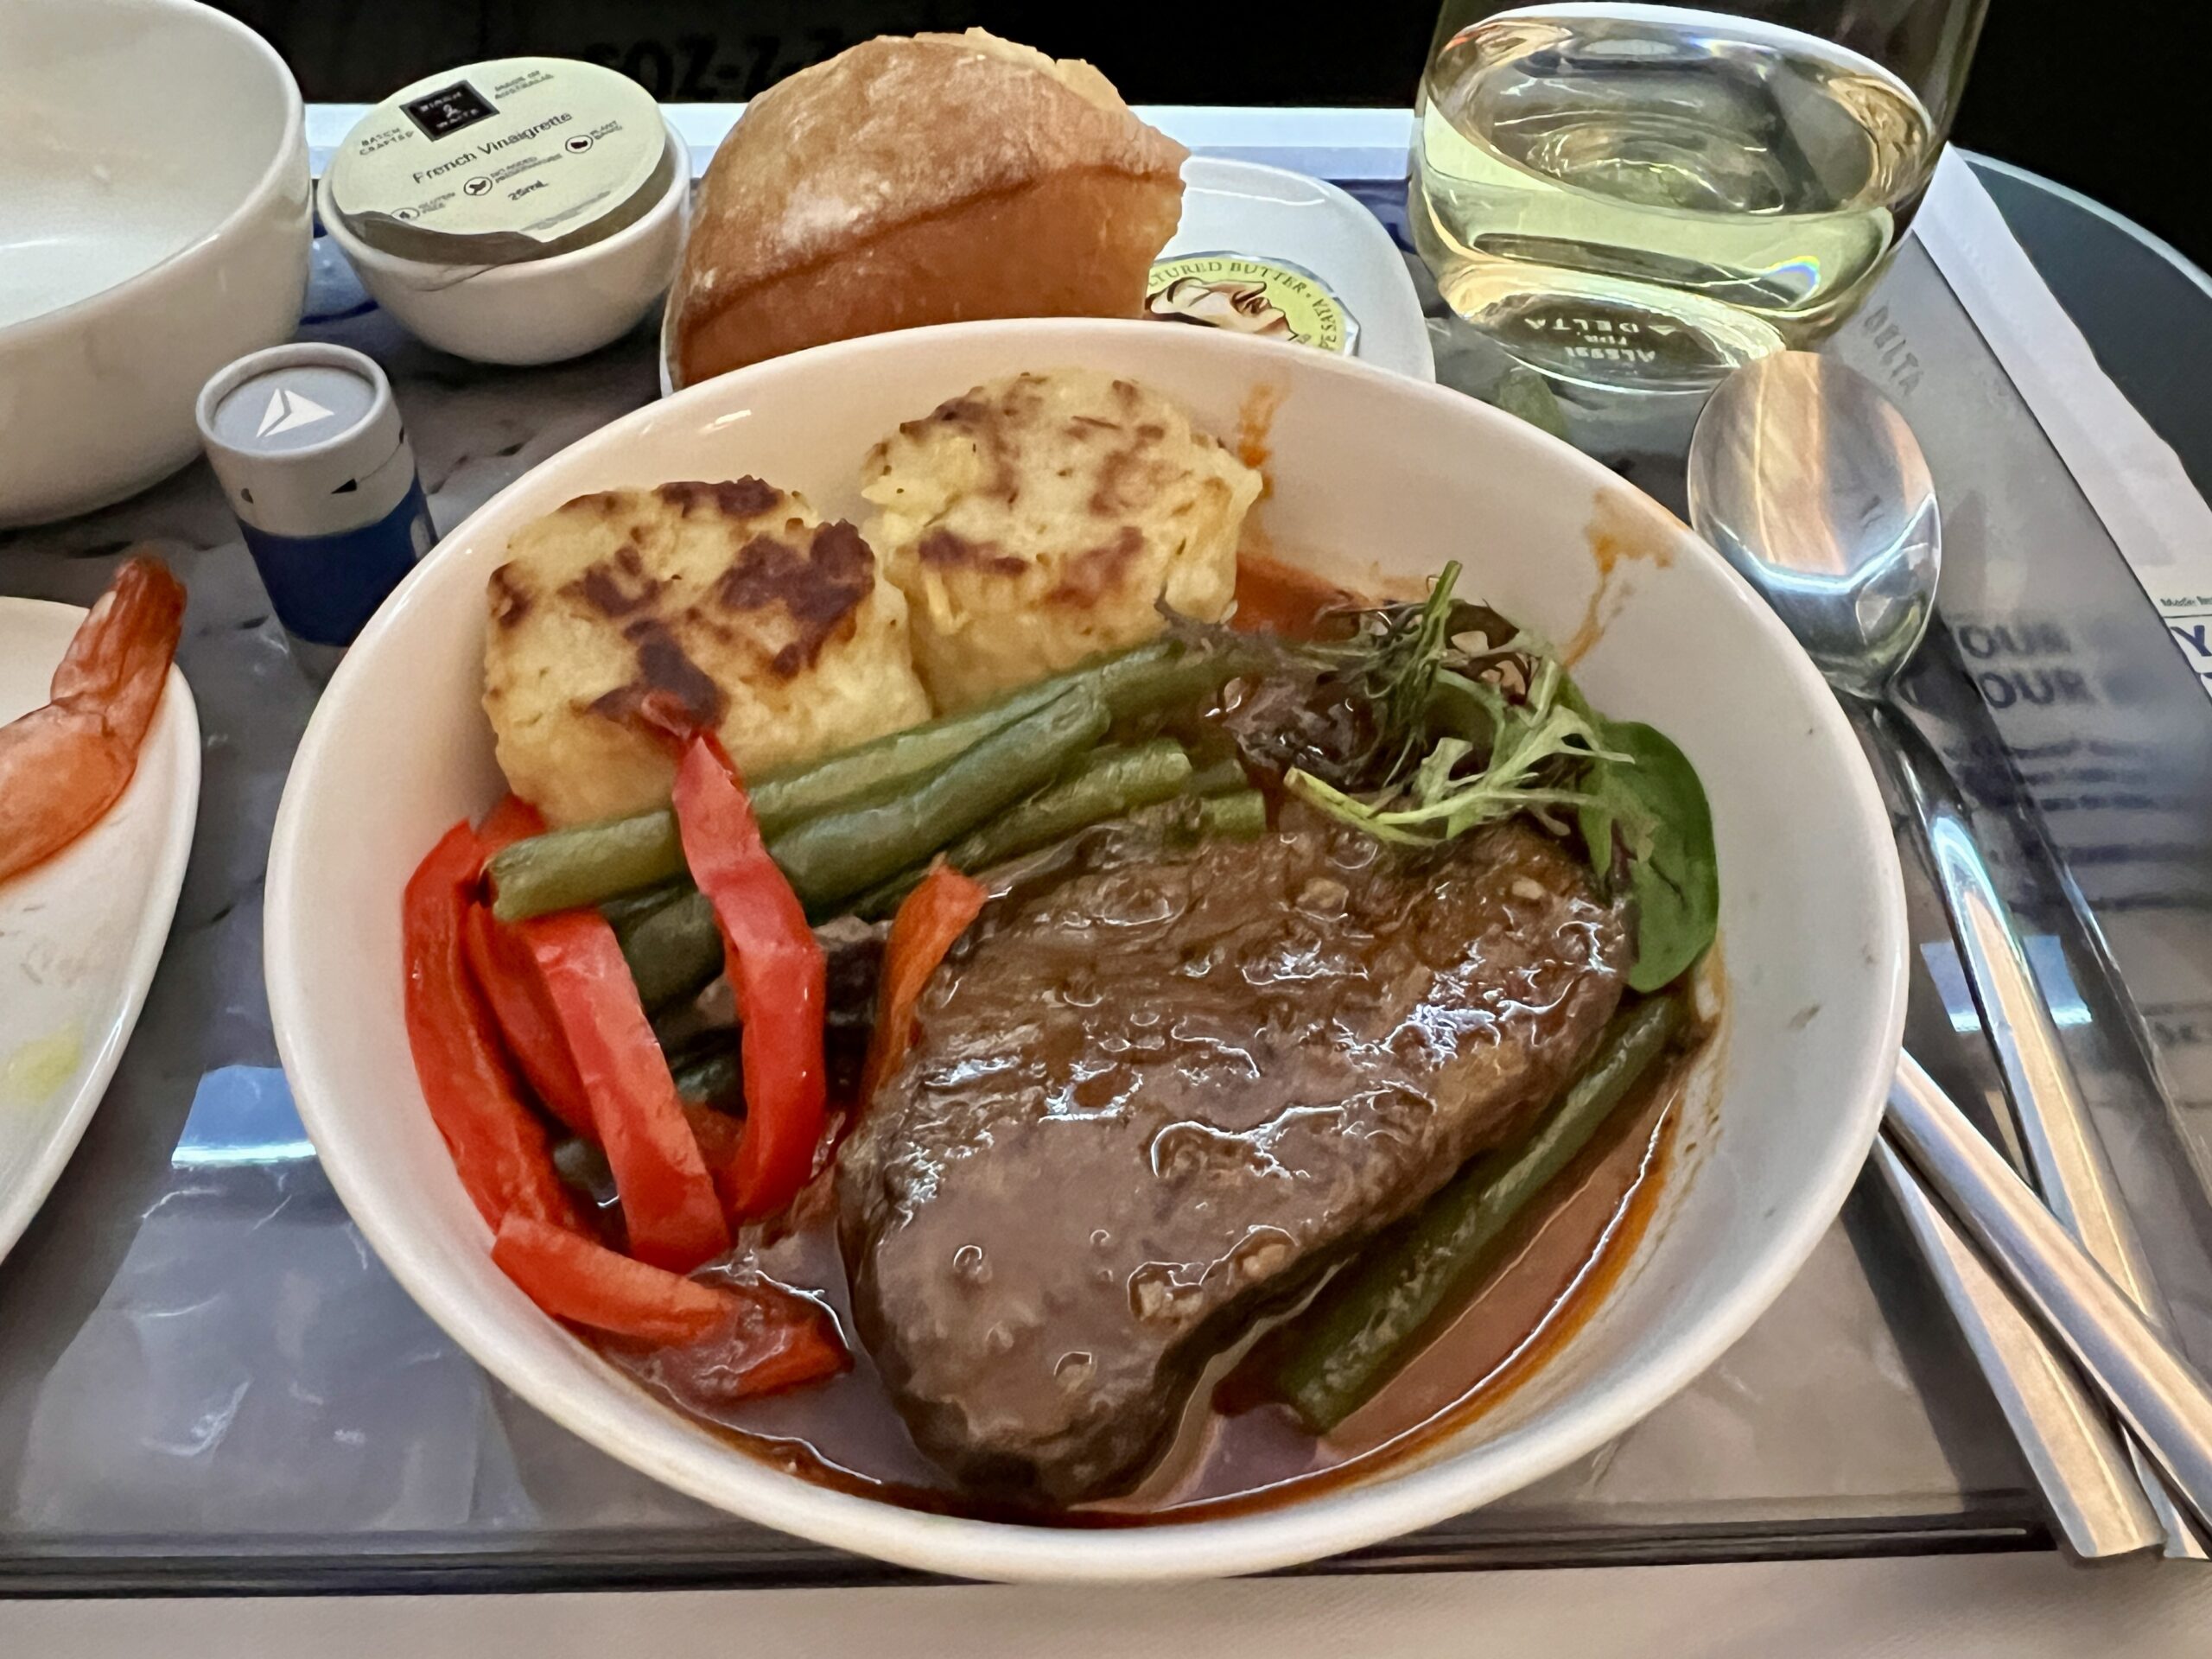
[1262,563,1720,991]
[1286,656,1625,846]
[1577,720,1719,991]
[1285,561,1539,788]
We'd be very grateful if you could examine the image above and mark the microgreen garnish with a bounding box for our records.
[1285,657,1623,845]
[1247,562,1720,988]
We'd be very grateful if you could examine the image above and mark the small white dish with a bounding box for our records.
[0,0,310,527]
[1164,156,1432,381]
[270,319,1906,1582]
[321,119,690,367]
[658,155,1431,395]
[0,599,200,1266]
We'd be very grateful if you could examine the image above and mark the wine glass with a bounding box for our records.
[1412,2,1990,392]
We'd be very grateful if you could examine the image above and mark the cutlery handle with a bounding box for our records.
[1870,1134,2164,1558]
[1864,701,2209,1555]
[1866,698,2159,1302]
[1887,1054,2212,1535]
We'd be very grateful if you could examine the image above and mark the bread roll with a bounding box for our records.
[671,31,1187,387]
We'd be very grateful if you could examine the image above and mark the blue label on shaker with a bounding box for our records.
[241,480,434,646]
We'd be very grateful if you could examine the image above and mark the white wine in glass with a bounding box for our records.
[1413,3,1980,391]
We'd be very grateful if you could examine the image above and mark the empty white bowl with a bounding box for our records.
[316,121,690,367]
[0,0,309,527]
[267,320,1909,1581]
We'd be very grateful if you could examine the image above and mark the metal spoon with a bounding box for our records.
[1688,351,2202,1556]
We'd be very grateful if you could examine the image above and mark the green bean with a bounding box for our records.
[671,1044,743,1109]
[1198,789,1268,840]
[1052,634,1255,723]
[486,638,1243,922]
[489,811,688,923]
[953,740,1193,866]
[1099,645,1255,728]
[1185,753,1252,798]
[620,888,723,1012]
[852,740,1195,918]
[769,635,1239,805]
[745,676,1085,829]
[600,882,684,931]
[551,1137,618,1210]
[775,687,1111,914]
[1099,789,1268,856]
[752,636,1202,830]
[1271,994,1687,1433]
[618,687,1112,1005]
[625,769,1264,1012]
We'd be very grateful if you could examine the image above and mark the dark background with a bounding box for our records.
[223,2,2205,270]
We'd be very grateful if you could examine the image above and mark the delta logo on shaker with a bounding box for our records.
[255,385,339,439]
[195,343,436,678]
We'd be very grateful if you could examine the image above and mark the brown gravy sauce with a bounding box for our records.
[606,1052,1690,1526]
[1230,550,1357,636]
[1234,382,1286,477]
[1561,490,1678,666]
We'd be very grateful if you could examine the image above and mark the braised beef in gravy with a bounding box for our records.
[592,554,1717,1522]
[836,808,1630,1504]
[607,1032,1689,1524]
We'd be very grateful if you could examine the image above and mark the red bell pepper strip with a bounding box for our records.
[402,821,582,1233]
[494,1216,849,1391]
[476,793,547,851]
[861,862,988,1104]
[650,1275,853,1404]
[670,735,827,1221]
[682,1099,744,1184]
[492,1214,737,1344]
[461,903,598,1141]
[522,908,731,1272]
[459,795,600,1141]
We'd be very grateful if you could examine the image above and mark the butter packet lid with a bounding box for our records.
[329,58,665,265]
[1145,254,1357,355]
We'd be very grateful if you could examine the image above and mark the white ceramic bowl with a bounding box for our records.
[0,0,308,527]
[268,320,1908,1582]
[317,121,690,367]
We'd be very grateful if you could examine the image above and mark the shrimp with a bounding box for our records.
[0,557,187,885]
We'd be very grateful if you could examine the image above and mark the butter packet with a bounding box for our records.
[328,57,669,265]
[1145,254,1357,355]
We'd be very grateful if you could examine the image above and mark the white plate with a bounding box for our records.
[270,319,1906,1582]
[0,599,199,1263]
[659,156,1433,394]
